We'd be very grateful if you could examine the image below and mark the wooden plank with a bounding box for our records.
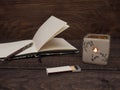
[0,0,107,4]
[0,69,120,90]
[0,0,119,40]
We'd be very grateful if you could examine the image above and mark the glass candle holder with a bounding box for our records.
[82,34,110,65]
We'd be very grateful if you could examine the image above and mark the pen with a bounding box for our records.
[4,42,33,62]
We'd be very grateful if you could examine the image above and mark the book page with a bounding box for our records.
[0,40,37,58]
[33,16,69,51]
[39,38,77,52]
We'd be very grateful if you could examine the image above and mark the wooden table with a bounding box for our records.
[0,39,120,90]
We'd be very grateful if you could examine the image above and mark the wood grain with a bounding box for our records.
[0,0,120,42]
[0,70,120,90]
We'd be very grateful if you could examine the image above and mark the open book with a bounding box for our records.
[0,16,78,59]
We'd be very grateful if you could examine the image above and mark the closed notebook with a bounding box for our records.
[0,16,78,58]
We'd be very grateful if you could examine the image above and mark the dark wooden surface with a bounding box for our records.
[0,0,120,90]
[0,39,120,90]
[0,0,120,42]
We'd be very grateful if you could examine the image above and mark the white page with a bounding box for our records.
[33,16,68,51]
[40,38,77,52]
[0,40,37,58]
[52,24,69,38]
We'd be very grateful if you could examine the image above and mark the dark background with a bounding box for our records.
[0,0,120,42]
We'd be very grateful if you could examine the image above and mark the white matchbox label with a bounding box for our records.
[82,34,110,65]
[46,66,72,74]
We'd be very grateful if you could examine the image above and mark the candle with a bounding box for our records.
[82,34,110,65]
[93,47,98,53]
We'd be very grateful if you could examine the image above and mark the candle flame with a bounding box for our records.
[93,48,98,53]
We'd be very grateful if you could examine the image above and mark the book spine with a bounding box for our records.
[0,50,79,61]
